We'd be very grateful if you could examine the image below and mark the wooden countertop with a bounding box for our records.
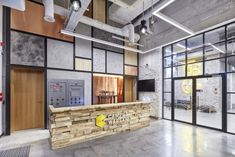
[49,101,151,113]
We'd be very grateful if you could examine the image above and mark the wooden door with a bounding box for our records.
[10,67,44,132]
[125,77,137,102]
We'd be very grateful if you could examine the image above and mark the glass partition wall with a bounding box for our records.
[162,23,235,134]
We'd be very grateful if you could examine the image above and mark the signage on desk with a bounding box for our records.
[95,112,129,128]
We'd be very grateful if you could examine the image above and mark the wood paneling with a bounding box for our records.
[93,75,123,104]
[93,0,106,23]
[11,1,73,42]
[125,77,137,102]
[125,65,138,76]
[10,67,44,132]
[49,102,150,149]
[84,2,93,18]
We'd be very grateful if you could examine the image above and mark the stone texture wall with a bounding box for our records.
[93,28,124,53]
[93,48,106,73]
[139,49,162,118]
[11,31,45,66]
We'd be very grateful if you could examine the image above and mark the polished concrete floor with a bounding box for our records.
[164,107,235,132]
[24,120,235,157]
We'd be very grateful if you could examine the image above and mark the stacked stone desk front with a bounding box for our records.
[49,102,150,149]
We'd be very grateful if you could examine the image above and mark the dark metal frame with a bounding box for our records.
[3,0,139,135]
[162,20,235,134]
[172,75,226,131]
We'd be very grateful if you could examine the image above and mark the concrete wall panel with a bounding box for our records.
[93,48,106,73]
[47,39,73,69]
[107,52,123,74]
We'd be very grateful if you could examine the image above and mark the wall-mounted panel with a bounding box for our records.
[75,58,92,71]
[47,70,92,105]
[75,23,92,58]
[93,48,106,73]
[10,31,45,66]
[93,0,106,23]
[93,28,124,53]
[47,39,73,70]
[107,52,123,74]
[125,65,138,76]
[125,51,137,66]
[11,1,73,42]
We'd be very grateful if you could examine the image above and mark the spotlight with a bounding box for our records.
[71,0,81,12]
[140,20,147,34]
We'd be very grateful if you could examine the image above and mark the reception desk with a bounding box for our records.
[49,102,150,149]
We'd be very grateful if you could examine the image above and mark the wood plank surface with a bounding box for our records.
[10,67,44,132]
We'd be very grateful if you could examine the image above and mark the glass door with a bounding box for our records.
[174,79,193,123]
[196,76,222,129]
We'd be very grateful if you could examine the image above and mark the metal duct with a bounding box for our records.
[122,24,135,43]
[42,0,55,23]
[64,0,92,31]
[55,4,140,42]
[80,16,140,42]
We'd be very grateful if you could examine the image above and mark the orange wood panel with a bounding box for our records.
[125,77,137,102]
[93,0,106,23]
[11,0,73,42]
[10,67,44,132]
[84,2,93,18]
[125,66,138,76]
[93,75,123,104]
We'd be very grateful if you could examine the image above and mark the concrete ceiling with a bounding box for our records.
[108,0,160,25]
[140,0,235,51]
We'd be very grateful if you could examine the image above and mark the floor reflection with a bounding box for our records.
[18,120,235,157]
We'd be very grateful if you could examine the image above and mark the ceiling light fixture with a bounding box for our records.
[153,12,195,35]
[140,20,147,34]
[71,0,81,12]
[140,1,147,35]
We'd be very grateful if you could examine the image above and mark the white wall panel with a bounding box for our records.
[139,49,162,118]
[93,48,106,73]
[47,70,92,105]
[107,52,123,74]
[47,39,73,69]
[75,23,92,58]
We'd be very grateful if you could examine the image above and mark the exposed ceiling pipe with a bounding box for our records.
[122,24,135,43]
[61,30,144,53]
[64,0,92,31]
[54,4,140,42]
[80,16,140,42]
[42,0,55,23]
